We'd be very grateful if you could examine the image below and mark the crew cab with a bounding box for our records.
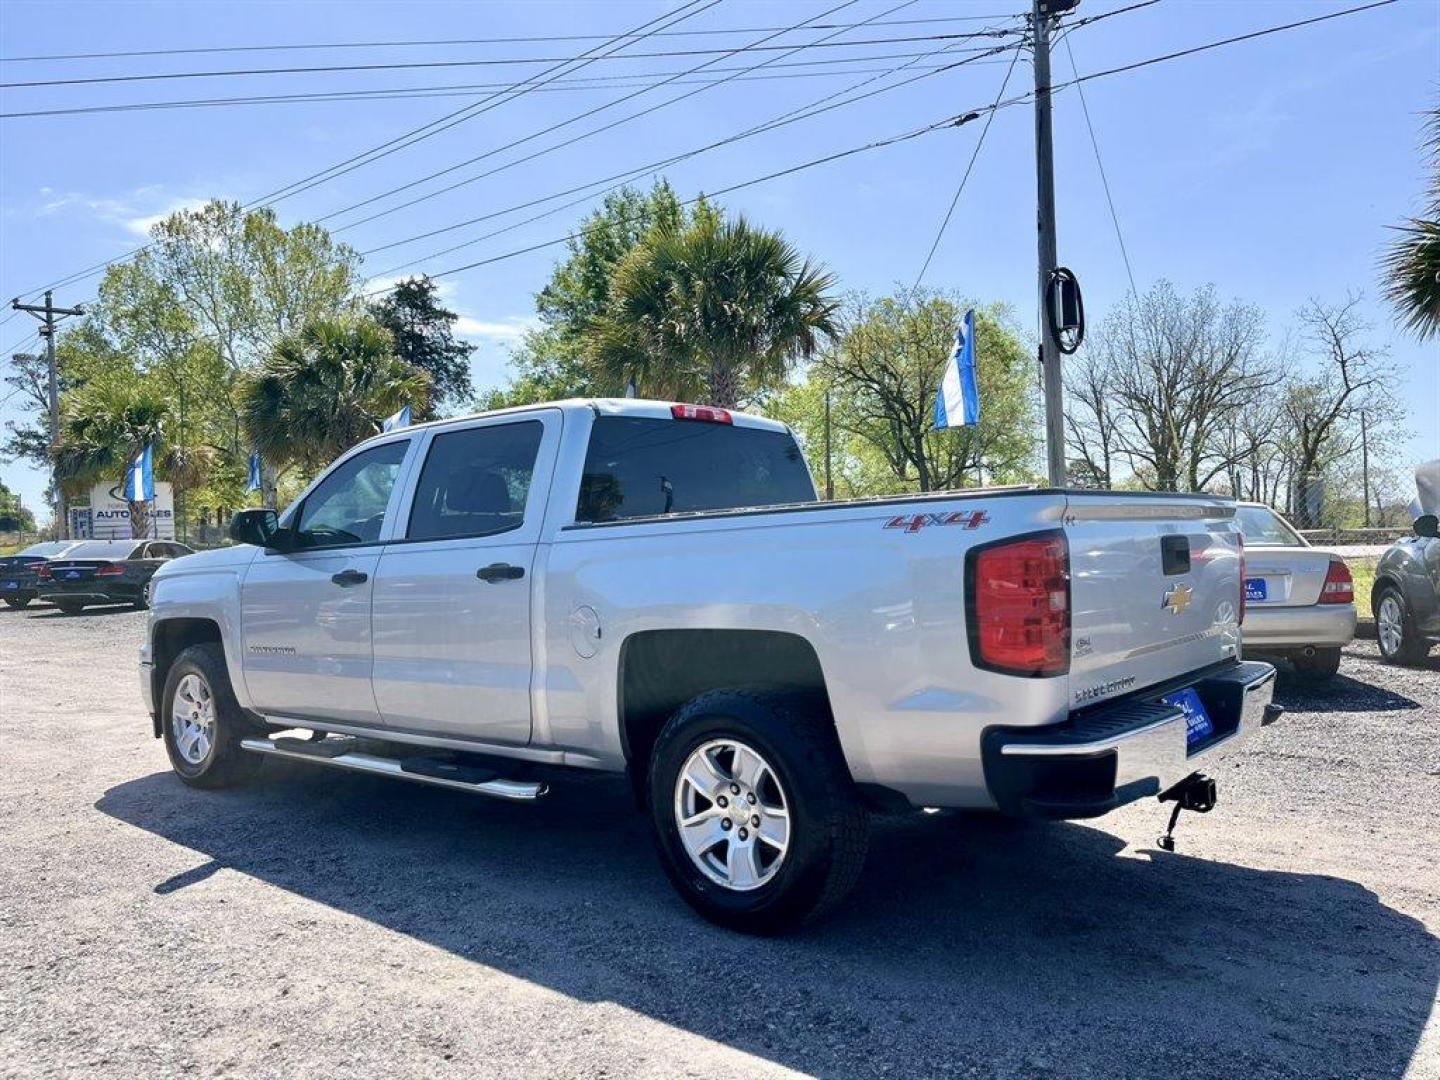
[140,400,1279,931]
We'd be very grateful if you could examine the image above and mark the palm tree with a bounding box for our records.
[588,208,839,408]
[54,381,173,538]
[240,315,430,474]
[1383,107,1440,341]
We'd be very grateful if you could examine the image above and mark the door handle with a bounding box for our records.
[330,569,369,586]
[477,563,525,583]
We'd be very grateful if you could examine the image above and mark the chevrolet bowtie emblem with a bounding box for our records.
[1162,583,1193,615]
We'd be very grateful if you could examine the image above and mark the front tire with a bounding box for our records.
[3,597,29,609]
[1292,646,1341,681]
[55,600,86,616]
[648,689,868,934]
[1375,585,1429,666]
[161,642,261,789]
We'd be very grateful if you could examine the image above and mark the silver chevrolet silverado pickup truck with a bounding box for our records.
[140,399,1280,931]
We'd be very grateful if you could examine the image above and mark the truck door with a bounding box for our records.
[370,411,559,746]
[239,438,413,725]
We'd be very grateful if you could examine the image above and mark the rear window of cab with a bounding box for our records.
[577,416,816,523]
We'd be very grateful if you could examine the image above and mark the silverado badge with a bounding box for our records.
[1162,583,1193,615]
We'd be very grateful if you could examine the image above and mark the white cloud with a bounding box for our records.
[30,186,214,238]
[453,315,537,341]
[121,197,210,237]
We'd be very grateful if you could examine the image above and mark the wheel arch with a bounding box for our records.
[616,628,833,801]
[149,617,224,737]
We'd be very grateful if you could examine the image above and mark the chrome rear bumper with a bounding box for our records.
[983,660,1278,819]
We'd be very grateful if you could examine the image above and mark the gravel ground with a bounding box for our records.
[1,605,1437,1080]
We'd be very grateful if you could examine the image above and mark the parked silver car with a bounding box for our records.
[1236,502,1355,680]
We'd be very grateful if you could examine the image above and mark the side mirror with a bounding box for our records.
[1415,514,1439,539]
[230,508,281,548]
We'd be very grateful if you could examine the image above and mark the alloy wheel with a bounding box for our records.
[171,672,216,766]
[673,738,790,892]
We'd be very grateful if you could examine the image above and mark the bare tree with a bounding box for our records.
[1285,295,1399,526]
[1064,350,1119,488]
[1081,282,1277,492]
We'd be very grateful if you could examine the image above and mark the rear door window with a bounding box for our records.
[576,416,816,523]
[407,421,544,541]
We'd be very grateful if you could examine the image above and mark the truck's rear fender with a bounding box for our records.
[616,629,831,801]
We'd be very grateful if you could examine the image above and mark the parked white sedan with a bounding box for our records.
[1237,503,1356,680]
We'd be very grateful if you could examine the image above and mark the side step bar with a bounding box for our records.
[239,737,547,802]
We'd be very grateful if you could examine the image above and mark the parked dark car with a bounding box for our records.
[1372,460,1440,666]
[1373,511,1440,665]
[0,541,85,608]
[37,539,194,615]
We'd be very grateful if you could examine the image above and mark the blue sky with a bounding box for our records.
[1,0,1437,517]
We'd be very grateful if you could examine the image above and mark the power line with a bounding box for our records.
[0,30,1022,90]
[910,43,1024,293]
[1062,34,1136,298]
[319,0,945,233]
[377,105,1000,292]
[1054,0,1398,92]
[0,14,1024,63]
[1,52,1022,121]
[11,0,719,301]
[359,40,1015,267]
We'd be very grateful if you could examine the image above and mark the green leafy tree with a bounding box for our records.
[589,206,839,408]
[240,316,430,474]
[816,290,1038,492]
[368,276,475,415]
[1383,106,1440,340]
[53,373,179,539]
[486,180,688,407]
[0,478,37,533]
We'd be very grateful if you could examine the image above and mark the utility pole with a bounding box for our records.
[11,291,84,539]
[1032,0,1076,488]
[1360,410,1371,528]
[823,385,834,500]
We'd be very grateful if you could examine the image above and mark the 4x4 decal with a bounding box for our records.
[883,510,990,533]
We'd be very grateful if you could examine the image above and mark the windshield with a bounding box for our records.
[17,541,71,557]
[1235,505,1304,547]
[61,541,138,560]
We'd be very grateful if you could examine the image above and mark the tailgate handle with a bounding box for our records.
[1161,535,1191,576]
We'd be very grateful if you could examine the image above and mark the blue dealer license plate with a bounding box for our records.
[1245,577,1268,602]
[1163,687,1215,749]
[2,581,16,591]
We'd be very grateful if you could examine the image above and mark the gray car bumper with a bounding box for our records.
[983,660,1278,819]
[1242,602,1356,650]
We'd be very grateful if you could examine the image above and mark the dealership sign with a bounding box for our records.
[71,481,176,540]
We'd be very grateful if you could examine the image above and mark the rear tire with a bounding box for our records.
[1375,585,1429,666]
[161,642,262,789]
[1292,646,1341,681]
[3,597,29,609]
[648,688,868,934]
[55,601,86,616]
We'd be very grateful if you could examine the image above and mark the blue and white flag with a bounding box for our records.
[624,375,638,399]
[246,450,262,493]
[124,443,155,502]
[933,309,981,430]
[382,404,412,432]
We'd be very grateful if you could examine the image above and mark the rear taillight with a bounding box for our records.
[670,403,732,424]
[95,563,125,577]
[966,530,1070,677]
[1319,559,1353,605]
[36,564,51,580]
[1238,534,1246,626]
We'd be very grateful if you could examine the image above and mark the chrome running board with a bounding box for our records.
[240,736,547,802]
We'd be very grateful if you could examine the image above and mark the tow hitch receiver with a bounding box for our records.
[1156,773,1216,852]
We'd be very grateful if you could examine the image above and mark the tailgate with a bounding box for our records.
[1064,492,1242,707]
[44,560,105,583]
